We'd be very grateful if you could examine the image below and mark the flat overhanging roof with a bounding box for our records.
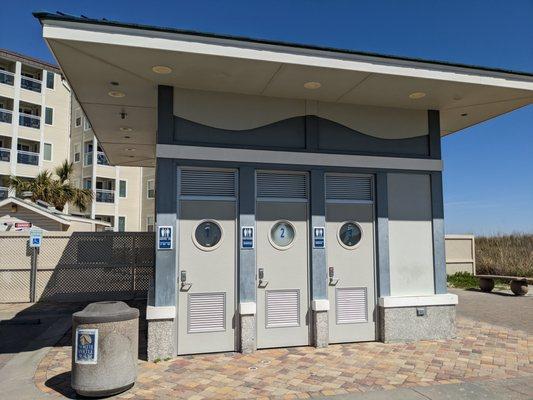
[34,12,533,167]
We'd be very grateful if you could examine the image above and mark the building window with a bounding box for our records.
[119,180,127,198]
[46,72,54,89]
[83,117,91,131]
[43,143,52,161]
[74,143,80,163]
[146,216,154,232]
[84,179,92,189]
[75,109,81,127]
[118,216,126,232]
[147,179,155,199]
[45,107,53,125]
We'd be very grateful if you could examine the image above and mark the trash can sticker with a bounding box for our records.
[75,328,98,364]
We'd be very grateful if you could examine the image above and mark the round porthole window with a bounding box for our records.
[269,221,295,249]
[193,220,222,250]
[338,222,362,249]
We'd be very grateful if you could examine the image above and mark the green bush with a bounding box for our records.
[447,272,478,288]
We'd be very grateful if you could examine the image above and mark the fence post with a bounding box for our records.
[29,247,38,302]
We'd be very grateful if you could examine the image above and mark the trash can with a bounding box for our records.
[71,301,139,397]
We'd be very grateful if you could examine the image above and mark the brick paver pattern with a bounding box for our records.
[35,318,533,399]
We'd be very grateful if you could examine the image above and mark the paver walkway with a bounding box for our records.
[35,317,532,399]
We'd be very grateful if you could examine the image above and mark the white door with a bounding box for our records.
[325,174,377,343]
[256,171,310,349]
[177,167,237,355]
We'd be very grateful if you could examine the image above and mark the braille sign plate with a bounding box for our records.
[75,328,98,364]
[29,228,43,248]
[157,226,173,250]
[313,227,325,249]
[241,226,254,249]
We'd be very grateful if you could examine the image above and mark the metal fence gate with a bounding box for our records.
[0,232,154,303]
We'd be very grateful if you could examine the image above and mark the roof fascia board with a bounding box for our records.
[0,198,71,225]
[42,19,533,92]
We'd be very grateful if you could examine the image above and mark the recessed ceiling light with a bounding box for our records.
[128,155,135,158]
[110,81,119,86]
[108,90,125,98]
[125,148,135,152]
[152,65,172,74]
[119,127,133,132]
[461,113,468,117]
[408,92,426,99]
[304,81,321,90]
[124,135,131,139]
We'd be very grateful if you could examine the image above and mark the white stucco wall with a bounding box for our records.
[387,173,435,296]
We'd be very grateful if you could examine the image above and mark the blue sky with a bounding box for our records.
[1,1,532,235]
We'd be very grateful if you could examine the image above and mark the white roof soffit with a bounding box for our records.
[39,18,533,167]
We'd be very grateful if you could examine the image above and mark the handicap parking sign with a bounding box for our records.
[157,226,173,250]
[29,228,42,248]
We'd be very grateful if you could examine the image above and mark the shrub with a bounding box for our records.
[447,272,478,288]
[475,234,533,277]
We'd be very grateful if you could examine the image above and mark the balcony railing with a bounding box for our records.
[0,108,12,124]
[95,188,115,203]
[84,151,93,166]
[19,113,40,129]
[17,150,39,165]
[0,186,8,200]
[97,151,109,166]
[20,76,42,93]
[0,147,10,162]
[0,70,14,86]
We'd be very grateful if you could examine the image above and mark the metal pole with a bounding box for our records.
[30,247,37,303]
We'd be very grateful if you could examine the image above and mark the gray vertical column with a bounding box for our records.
[154,85,176,307]
[238,166,256,353]
[375,172,390,297]
[428,110,447,294]
[310,169,328,347]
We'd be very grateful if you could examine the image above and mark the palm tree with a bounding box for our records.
[9,160,93,212]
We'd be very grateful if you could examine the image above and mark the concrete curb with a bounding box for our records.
[0,316,72,400]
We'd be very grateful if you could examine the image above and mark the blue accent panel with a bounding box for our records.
[428,110,441,159]
[318,118,429,157]
[431,171,447,294]
[239,167,256,303]
[376,173,390,297]
[174,116,306,150]
[310,170,327,300]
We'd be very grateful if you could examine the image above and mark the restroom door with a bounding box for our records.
[256,171,310,349]
[177,167,237,355]
[326,174,376,343]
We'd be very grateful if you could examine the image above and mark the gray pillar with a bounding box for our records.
[428,110,441,159]
[147,85,176,361]
[238,166,256,353]
[431,171,447,294]
[376,172,390,297]
[310,169,328,347]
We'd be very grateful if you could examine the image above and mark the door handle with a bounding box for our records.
[258,268,268,288]
[180,270,192,291]
[328,266,339,286]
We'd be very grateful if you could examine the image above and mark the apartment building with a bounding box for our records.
[70,96,155,231]
[0,48,154,231]
[0,49,70,199]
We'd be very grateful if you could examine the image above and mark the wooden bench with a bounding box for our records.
[475,275,532,296]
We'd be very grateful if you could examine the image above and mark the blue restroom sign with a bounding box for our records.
[75,328,98,364]
[241,226,254,249]
[157,226,173,250]
[313,227,325,249]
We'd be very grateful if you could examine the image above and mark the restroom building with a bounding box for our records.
[35,12,533,360]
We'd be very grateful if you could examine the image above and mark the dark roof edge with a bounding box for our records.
[33,11,533,78]
[0,48,61,74]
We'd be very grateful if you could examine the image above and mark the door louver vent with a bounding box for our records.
[326,175,373,201]
[257,172,308,199]
[336,287,368,324]
[188,292,226,333]
[266,289,300,328]
[179,168,236,198]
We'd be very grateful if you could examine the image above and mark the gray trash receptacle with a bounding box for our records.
[71,301,139,397]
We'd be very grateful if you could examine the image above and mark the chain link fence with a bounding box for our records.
[0,232,154,303]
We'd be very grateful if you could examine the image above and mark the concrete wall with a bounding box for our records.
[445,234,475,275]
[387,173,435,296]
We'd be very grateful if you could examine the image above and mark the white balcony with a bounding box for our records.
[0,108,12,124]
[19,113,40,129]
[0,147,10,163]
[17,150,39,165]
[20,76,42,93]
[84,151,93,166]
[0,70,14,86]
[0,186,8,200]
[95,188,115,203]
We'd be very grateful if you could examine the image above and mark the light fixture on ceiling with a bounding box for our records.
[125,148,135,152]
[461,113,468,117]
[304,81,321,90]
[120,126,133,132]
[108,90,125,98]
[110,81,119,86]
[128,155,135,158]
[408,91,426,99]
[152,65,172,74]
[124,135,131,139]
